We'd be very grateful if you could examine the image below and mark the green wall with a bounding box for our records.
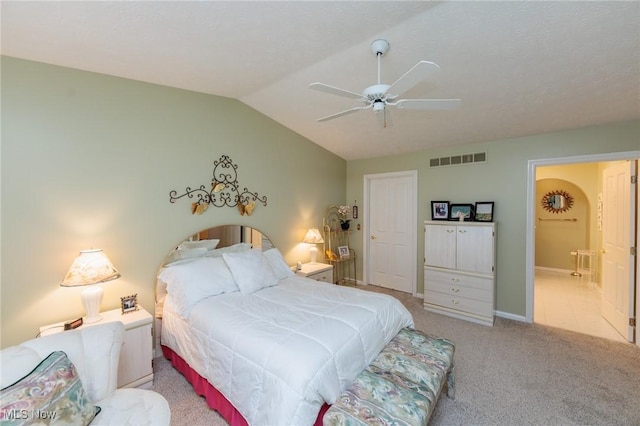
[347,120,639,317]
[2,55,637,347]
[1,57,346,348]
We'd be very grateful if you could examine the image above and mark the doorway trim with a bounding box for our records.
[363,170,418,296]
[525,150,640,345]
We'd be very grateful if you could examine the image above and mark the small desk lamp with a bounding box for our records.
[302,228,324,263]
[61,249,120,323]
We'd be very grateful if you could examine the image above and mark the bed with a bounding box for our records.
[156,225,414,425]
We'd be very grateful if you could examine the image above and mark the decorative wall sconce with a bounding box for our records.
[169,154,268,215]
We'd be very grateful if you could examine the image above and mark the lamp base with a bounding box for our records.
[80,285,104,324]
[310,246,318,263]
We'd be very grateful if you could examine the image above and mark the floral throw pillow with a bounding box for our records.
[0,351,100,425]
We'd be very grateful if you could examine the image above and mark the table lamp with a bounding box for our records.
[60,249,120,323]
[302,228,324,263]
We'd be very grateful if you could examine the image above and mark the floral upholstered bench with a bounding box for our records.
[324,328,455,425]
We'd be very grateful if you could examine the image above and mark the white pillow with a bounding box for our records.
[178,239,220,251]
[204,243,252,258]
[263,248,294,280]
[157,257,238,318]
[164,247,208,265]
[223,249,278,295]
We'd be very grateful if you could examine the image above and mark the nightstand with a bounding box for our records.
[295,262,334,283]
[39,307,154,389]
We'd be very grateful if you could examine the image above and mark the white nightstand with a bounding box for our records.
[295,262,334,283]
[39,307,154,389]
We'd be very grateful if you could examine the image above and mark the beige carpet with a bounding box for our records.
[152,285,640,425]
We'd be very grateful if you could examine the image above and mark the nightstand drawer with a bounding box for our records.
[295,262,334,283]
[307,270,333,283]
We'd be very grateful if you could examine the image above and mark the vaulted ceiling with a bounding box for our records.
[2,1,639,160]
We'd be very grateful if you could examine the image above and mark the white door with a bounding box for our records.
[366,171,416,293]
[601,161,636,341]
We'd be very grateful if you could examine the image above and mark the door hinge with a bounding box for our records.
[631,175,637,184]
[632,247,637,256]
[630,318,636,327]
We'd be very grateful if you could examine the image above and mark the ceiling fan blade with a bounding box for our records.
[309,82,364,100]
[387,61,440,97]
[316,105,371,122]
[395,99,461,110]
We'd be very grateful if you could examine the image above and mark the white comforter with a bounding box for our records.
[161,275,413,425]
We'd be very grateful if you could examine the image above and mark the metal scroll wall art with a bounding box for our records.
[169,155,268,216]
[541,189,573,214]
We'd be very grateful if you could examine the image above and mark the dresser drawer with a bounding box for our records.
[424,290,493,318]
[425,268,493,289]
[425,269,493,302]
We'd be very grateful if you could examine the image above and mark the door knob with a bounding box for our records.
[371,235,376,240]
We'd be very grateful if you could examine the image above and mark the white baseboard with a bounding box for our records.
[495,310,527,323]
[535,266,573,274]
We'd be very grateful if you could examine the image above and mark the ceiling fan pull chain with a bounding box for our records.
[377,51,382,85]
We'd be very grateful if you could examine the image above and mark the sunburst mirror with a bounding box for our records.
[541,190,574,214]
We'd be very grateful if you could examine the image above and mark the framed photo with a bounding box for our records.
[431,201,450,221]
[449,204,475,221]
[474,201,494,222]
[338,246,350,259]
[120,294,138,314]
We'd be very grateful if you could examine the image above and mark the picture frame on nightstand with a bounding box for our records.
[338,246,350,259]
[121,294,138,314]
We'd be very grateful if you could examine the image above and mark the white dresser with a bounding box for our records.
[423,221,496,326]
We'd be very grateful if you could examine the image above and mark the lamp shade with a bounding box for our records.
[61,249,120,287]
[61,249,120,324]
[302,228,324,244]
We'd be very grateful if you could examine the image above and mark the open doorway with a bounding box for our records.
[532,170,623,340]
[525,151,639,346]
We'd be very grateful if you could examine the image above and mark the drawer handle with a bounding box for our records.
[451,299,459,305]
[451,278,460,282]
[446,229,454,233]
[451,288,459,293]
[459,230,467,233]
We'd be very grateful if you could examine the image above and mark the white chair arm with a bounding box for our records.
[0,322,124,402]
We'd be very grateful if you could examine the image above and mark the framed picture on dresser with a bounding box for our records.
[449,204,475,221]
[474,202,494,222]
[431,201,450,220]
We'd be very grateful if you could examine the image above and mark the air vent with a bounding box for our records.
[430,152,487,167]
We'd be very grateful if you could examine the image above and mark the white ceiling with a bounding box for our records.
[2,1,639,160]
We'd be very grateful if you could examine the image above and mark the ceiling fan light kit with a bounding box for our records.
[309,39,461,125]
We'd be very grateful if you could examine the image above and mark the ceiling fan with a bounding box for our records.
[309,39,460,127]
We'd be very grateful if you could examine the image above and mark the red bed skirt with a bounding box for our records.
[162,345,329,425]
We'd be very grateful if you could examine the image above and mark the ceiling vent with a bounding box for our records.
[430,152,486,168]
